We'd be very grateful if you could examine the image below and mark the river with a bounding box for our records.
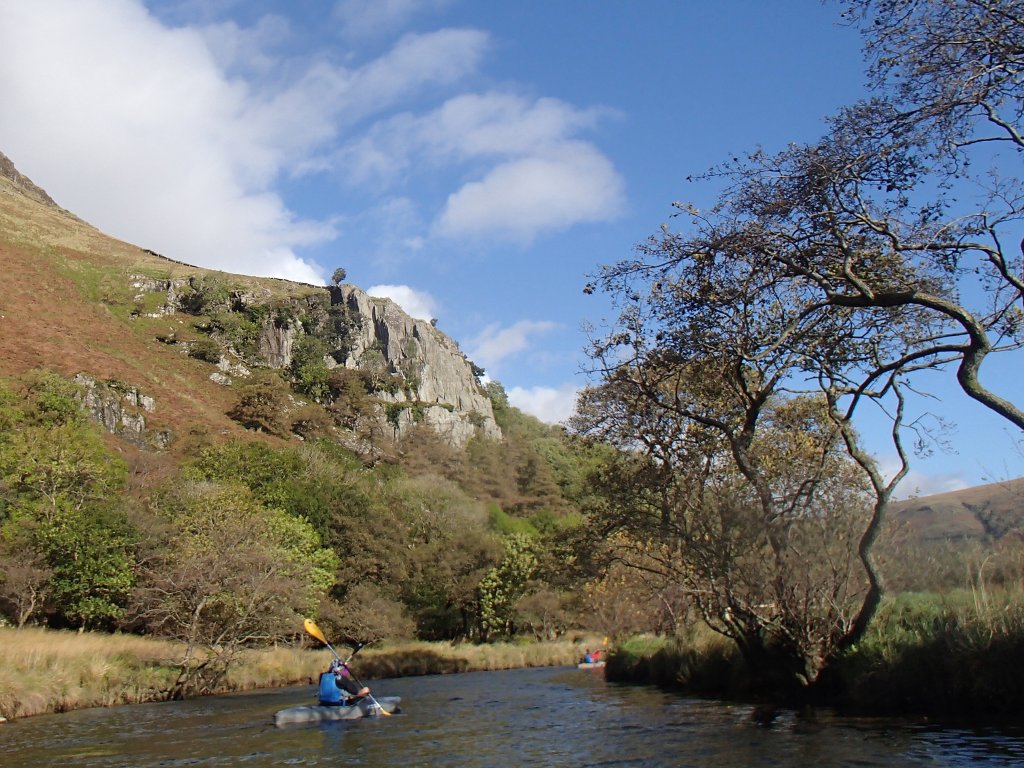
[4,666,1024,766]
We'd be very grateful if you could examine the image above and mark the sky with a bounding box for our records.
[0,0,1021,497]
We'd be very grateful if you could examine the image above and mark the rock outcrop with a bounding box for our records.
[73,374,173,450]
[333,285,501,446]
[128,275,501,449]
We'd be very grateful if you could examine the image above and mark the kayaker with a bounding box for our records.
[318,659,370,706]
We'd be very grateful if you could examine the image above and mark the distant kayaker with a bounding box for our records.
[318,659,370,706]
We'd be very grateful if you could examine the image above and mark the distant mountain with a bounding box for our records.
[891,477,1024,543]
[0,150,499,456]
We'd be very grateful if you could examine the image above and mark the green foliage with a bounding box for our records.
[489,505,538,537]
[207,311,263,360]
[0,373,135,629]
[326,368,377,434]
[187,338,222,363]
[290,335,331,402]
[134,480,338,697]
[833,590,1024,715]
[484,381,511,427]
[180,275,232,314]
[326,303,361,361]
[35,503,136,628]
[22,369,86,427]
[185,442,306,510]
[331,267,347,286]
[478,533,538,640]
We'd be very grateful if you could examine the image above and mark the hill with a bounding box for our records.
[891,477,1024,543]
[0,150,498,457]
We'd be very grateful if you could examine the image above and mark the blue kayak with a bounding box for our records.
[274,696,401,726]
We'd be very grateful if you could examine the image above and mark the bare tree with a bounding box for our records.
[574,0,1024,690]
[132,482,337,699]
[0,545,52,628]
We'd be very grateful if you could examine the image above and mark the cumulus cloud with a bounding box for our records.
[875,454,972,500]
[890,470,971,501]
[508,384,580,425]
[467,320,558,371]
[0,0,323,282]
[367,284,438,321]
[435,143,623,240]
[0,1,490,284]
[334,92,625,241]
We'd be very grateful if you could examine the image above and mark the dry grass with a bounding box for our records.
[0,628,183,719]
[0,628,591,721]
[0,173,325,458]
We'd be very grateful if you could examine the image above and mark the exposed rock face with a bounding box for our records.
[73,374,172,449]
[257,320,296,370]
[333,285,501,446]
[124,275,501,449]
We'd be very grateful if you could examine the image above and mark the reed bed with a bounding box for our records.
[0,629,592,722]
[0,628,182,719]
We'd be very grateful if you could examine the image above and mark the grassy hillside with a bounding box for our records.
[0,158,326,455]
[891,477,1024,542]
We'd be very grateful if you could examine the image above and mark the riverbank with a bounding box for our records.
[606,591,1024,717]
[0,627,590,721]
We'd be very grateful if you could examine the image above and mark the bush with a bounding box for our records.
[187,338,222,363]
[834,590,1024,714]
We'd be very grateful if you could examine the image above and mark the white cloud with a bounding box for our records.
[875,454,972,500]
[891,471,971,501]
[422,93,608,158]
[0,0,331,282]
[340,30,489,124]
[435,143,624,241]
[0,1,490,284]
[333,0,453,41]
[334,92,625,242]
[467,320,558,370]
[508,384,580,425]
[367,284,438,321]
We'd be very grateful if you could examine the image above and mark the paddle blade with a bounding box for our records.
[303,618,328,645]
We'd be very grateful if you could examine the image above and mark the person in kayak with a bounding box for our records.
[318,659,370,706]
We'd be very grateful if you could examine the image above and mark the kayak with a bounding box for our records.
[274,696,401,726]
[577,661,606,669]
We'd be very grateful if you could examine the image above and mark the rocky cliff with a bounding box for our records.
[334,284,501,445]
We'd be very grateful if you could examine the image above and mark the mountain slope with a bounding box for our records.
[0,151,497,455]
[891,477,1024,542]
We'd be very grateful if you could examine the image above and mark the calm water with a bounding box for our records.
[4,666,1024,767]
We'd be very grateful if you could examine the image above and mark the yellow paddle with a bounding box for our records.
[303,619,391,716]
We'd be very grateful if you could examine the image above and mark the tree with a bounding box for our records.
[331,267,347,286]
[0,544,52,628]
[576,0,1024,688]
[0,373,135,629]
[478,533,538,640]
[573,355,880,687]
[227,378,290,436]
[719,0,1024,430]
[133,481,338,698]
[290,335,331,402]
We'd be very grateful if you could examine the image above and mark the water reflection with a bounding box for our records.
[4,666,1024,767]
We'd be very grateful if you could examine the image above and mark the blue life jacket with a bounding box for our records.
[318,672,348,705]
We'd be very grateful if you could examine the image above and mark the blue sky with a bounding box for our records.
[1,1,1020,495]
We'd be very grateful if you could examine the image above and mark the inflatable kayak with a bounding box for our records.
[577,661,606,669]
[274,696,401,726]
